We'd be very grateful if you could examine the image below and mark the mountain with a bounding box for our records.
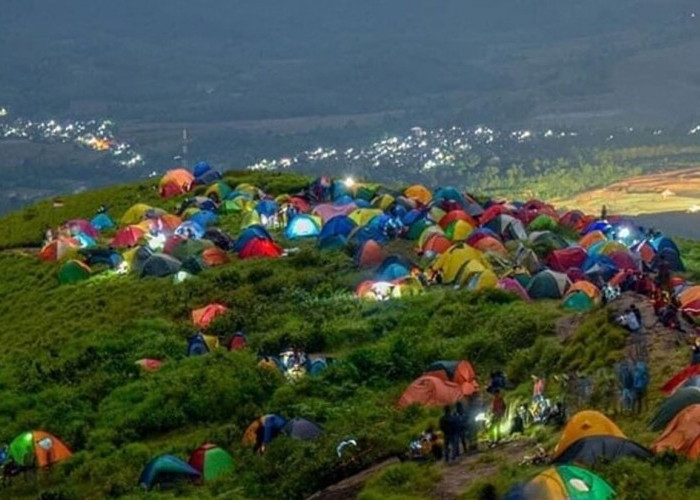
[0,170,700,499]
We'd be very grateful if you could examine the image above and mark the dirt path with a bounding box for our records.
[432,440,534,500]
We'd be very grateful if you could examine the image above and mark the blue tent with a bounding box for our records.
[309,359,328,376]
[190,197,219,212]
[377,256,412,281]
[582,254,618,280]
[261,414,288,445]
[355,199,372,208]
[285,215,321,239]
[334,194,354,206]
[317,234,347,250]
[402,209,426,227]
[195,169,222,185]
[225,190,254,200]
[255,200,278,217]
[189,210,218,228]
[187,334,210,356]
[319,215,356,240]
[75,233,96,248]
[233,225,271,252]
[175,221,206,239]
[582,220,613,236]
[139,455,200,490]
[332,181,352,201]
[90,213,115,231]
[193,161,212,179]
[651,235,684,271]
[434,186,464,205]
[349,225,388,245]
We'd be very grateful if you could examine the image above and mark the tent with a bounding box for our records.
[506,465,615,500]
[417,225,445,249]
[193,161,213,179]
[553,435,652,465]
[547,247,588,273]
[232,225,272,252]
[192,303,229,329]
[313,202,357,223]
[201,247,230,267]
[497,278,531,301]
[140,254,182,278]
[188,444,234,481]
[242,414,288,447]
[472,236,507,256]
[444,219,475,241]
[397,375,465,408]
[484,214,527,241]
[433,244,486,284]
[424,360,479,396]
[649,388,700,431]
[283,418,323,440]
[79,247,123,268]
[139,455,201,490]
[9,431,72,468]
[563,281,601,312]
[348,208,383,227]
[238,238,283,259]
[404,184,432,205]
[63,219,99,238]
[579,231,607,250]
[285,214,321,239]
[175,221,206,240]
[652,404,700,459]
[111,226,145,248]
[651,235,684,271]
[255,199,278,217]
[39,237,79,262]
[189,210,219,229]
[528,213,559,232]
[378,256,412,281]
[195,168,223,185]
[169,238,214,262]
[135,359,163,372]
[203,228,234,251]
[373,193,395,211]
[121,203,153,226]
[356,239,384,268]
[439,210,477,229]
[319,215,356,240]
[553,411,625,459]
[662,364,700,395]
[204,181,232,201]
[421,234,452,255]
[58,260,91,285]
[527,270,571,299]
[559,210,591,231]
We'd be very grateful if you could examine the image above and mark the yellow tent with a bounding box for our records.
[120,203,153,226]
[348,208,383,227]
[241,210,262,228]
[429,206,446,223]
[373,194,395,212]
[235,183,259,197]
[553,411,625,459]
[433,244,487,283]
[404,184,432,205]
[463,268,498,291]
[445,219,475,241]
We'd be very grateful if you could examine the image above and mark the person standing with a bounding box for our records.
[491,390,506,446]
[439,406,459,463]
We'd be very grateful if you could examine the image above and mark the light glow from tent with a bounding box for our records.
[147,233,167,251]
[344,177,355,188]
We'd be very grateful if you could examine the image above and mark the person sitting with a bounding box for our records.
[691,337,700,365]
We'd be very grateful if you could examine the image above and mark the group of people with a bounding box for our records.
[438,401,479,463]
[617,360,649,414]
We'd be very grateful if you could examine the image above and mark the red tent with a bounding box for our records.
[64,219,99,237]
[357,239,384,268]
[439,210,477,229]
[192,303,229,330]
[201,247,230,267]
[160,181,186,199]
[479,204,512,225]
[110,226,145,248]
[421,234,452,255]
[608,251,638,271]
[397,376,464,408]
[238,238,283,259]
[662,364,700,395]
[135,359,163,372]
[547,247,588,273]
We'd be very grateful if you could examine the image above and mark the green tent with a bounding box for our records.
[563,291,594,312]
[528,214,559,232]
[407,219,433,240]
[189,444,234,481]
[518,464,615,499]
[527,270,570,299]
[649,387,700,431]
[58,260,91,285]
[355,185,376,202]
[171,239,214,262]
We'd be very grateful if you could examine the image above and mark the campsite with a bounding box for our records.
[0,166,700,499]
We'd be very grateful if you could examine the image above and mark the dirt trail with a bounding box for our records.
[432,440,534,500]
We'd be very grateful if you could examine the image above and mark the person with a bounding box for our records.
[619,361,634,413]
[455,402,469,455]
[630,304,642,328]
[633,362,649,414]
[43,227,54,245]
[491,390,506,445]
[657,257,671,291]
[624,308,641,333]
[691,337,700,365]
[601,205,608,220]
[439,406,459,463]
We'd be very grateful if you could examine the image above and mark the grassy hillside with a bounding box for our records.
[1,171,700,499]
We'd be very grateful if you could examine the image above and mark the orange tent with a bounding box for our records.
[421,234,452,255]
[579,231,607,249]
[424,360,479,397]
[652,404,700,458]
[680,286,700,308]
[9,431,73,468]
[553,411,625,459]
[201,247,230,267]
[357,240,384,268]
[192,303,229,329]
[160,169,194,190]
[566,281,601,299]
[404,185,432,205]
[472,236,507,255]
[397,375,464,408]
[38,237,79,261]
